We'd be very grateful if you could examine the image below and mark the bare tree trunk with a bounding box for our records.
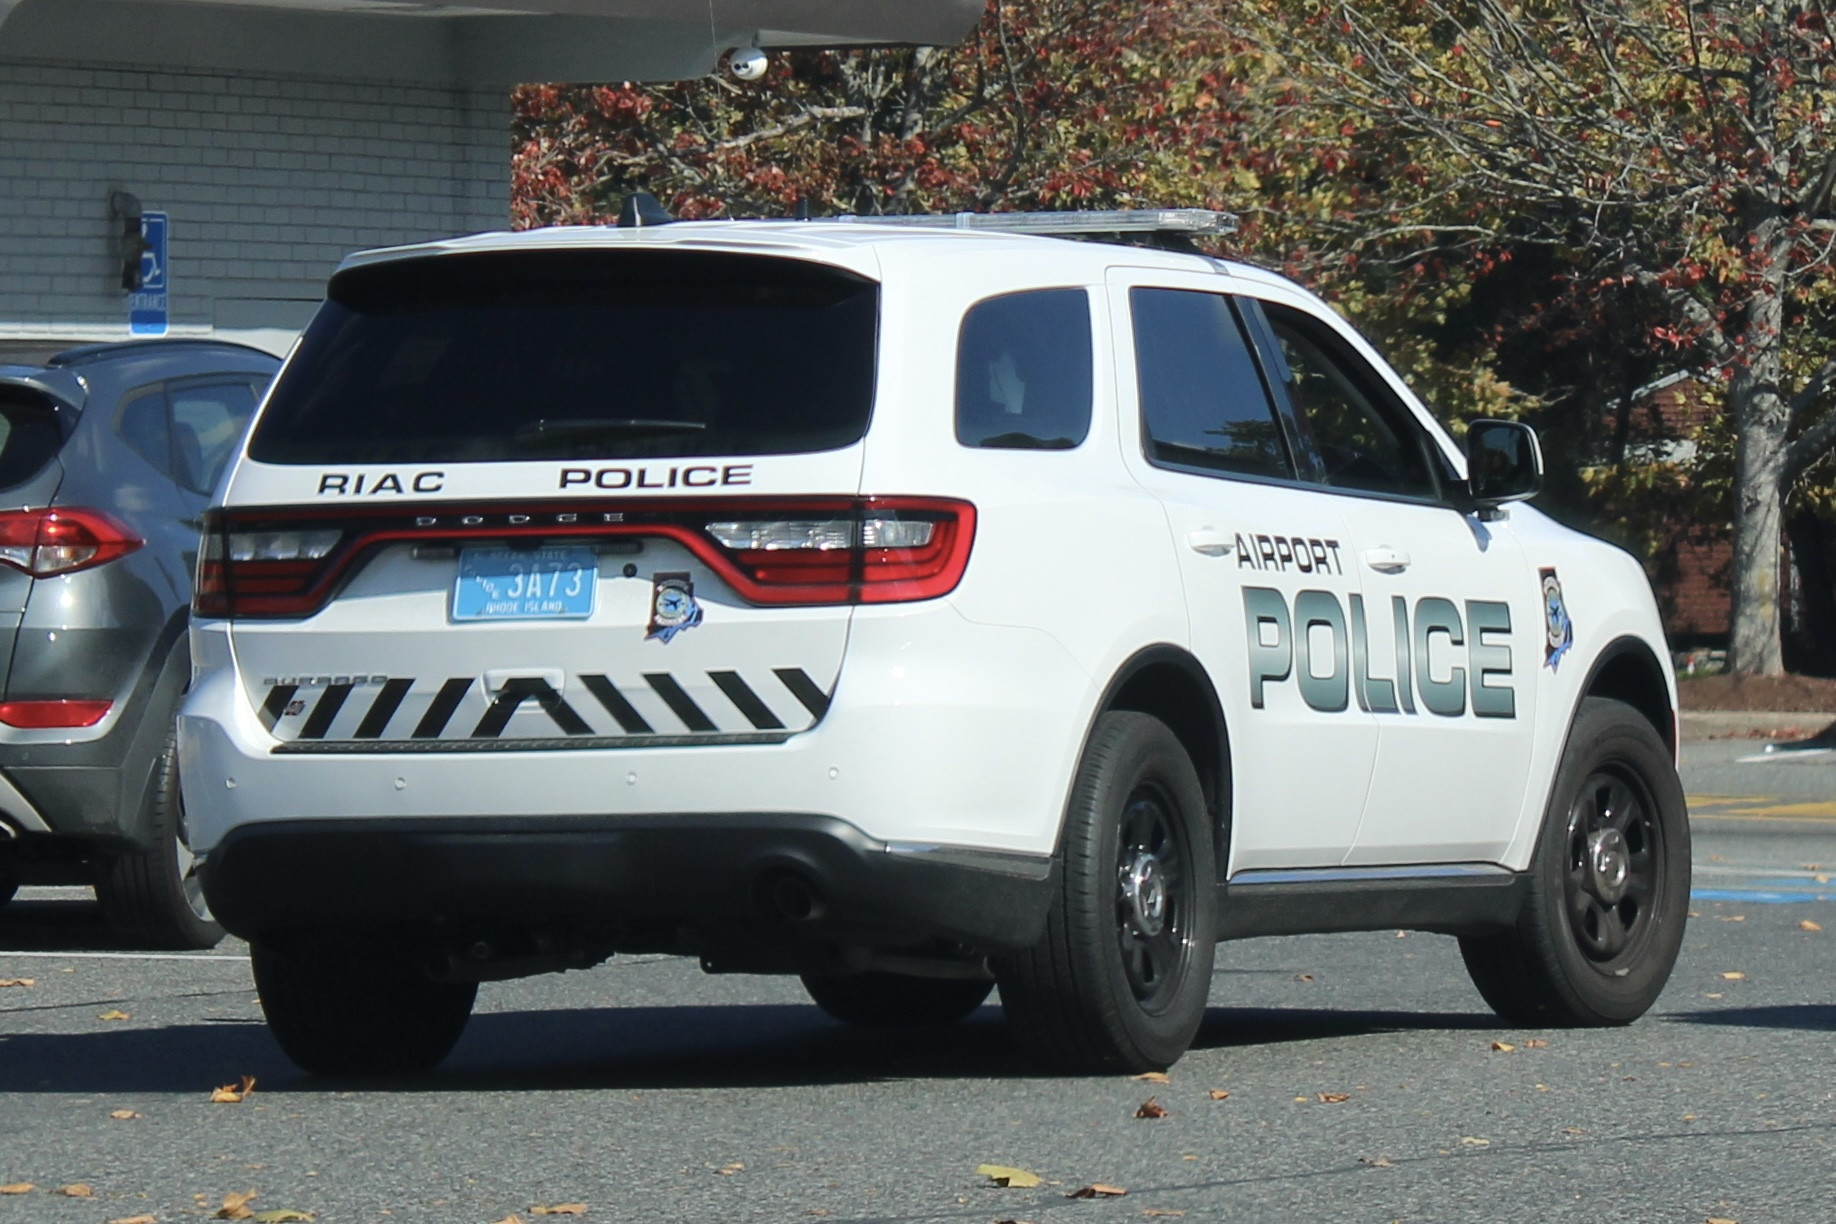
[1727,233,1791,675]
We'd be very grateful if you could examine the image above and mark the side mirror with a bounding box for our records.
[1466,419,1542,518]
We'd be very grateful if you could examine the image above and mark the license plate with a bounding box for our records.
[453,547,597,621]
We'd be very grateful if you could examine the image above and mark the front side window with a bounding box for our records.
[1259,303,1438,500]
[955,289,1093,450]
[1130,288,1291,479]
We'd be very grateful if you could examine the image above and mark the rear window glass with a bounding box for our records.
[0,387,64,489]
[955,289,1092,450]
[248,250,879,465]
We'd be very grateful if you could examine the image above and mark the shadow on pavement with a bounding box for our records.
[0,1002,1498,1095]
[1669,1004,1836,1032]
[0,895,143,953]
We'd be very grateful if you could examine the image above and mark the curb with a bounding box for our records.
[1680,710,1836,742]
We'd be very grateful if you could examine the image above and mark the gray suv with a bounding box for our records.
[0,339,278,947]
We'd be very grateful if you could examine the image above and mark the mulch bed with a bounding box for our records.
[1677,672,1836,713]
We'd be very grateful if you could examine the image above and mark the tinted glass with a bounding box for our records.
[118,386,171,475]
[171,381,258,493]
[1131,289,1290,478]
[249,250,879,465]
[1261,304,1436,499]
[955,289,1092,450]
[0,389,61,489]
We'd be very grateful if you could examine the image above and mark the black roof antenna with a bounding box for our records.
[618,192,675,228]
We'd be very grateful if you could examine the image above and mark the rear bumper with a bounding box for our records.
[199,813,1054,954]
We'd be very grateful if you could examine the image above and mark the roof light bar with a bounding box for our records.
[820,209,1239,237]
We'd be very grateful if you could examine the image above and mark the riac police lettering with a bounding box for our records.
[317,471,444,496]
[1243,586,1514,718]
[559,464,753,491]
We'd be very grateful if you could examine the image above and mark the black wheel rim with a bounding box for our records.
[174,788,211,924]
[1563,764,1662,967]
[1114,783,1194,1013]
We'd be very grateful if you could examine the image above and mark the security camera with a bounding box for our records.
[724,46,769,81]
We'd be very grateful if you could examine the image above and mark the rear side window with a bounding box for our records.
[0,387,65,490]
[119,380,261,494]
[1130,288,1291,479]
[249,250,879,465]
[955,289,1092,450]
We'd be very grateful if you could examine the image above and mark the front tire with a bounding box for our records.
[1460,696,1689,1026]
[96,729,222,950]
[994,711,1216,1072]
[252,939,476,1077]
[801,971,994,1027]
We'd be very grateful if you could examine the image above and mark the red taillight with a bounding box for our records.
[0,699,111,728]
[196,498,976,619]
[0,508,143,578]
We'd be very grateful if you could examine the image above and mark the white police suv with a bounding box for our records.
[178,206,1688,1076]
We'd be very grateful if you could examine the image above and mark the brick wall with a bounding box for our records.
[0,58,507,347]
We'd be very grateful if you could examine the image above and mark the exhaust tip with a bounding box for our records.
[765,872,826,924]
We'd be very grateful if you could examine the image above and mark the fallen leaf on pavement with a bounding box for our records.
[1316,1092,1350,1103]
[1721,972,1746,981]
[1358,1156,1394,1168]
[490,1216,523,1224]
[1065,1184,1127,1199]
[528,1205,587,1216]
[0,978,34,987]
[1292,973,1314,982]
[1131,1072,1170,1084]
[1207,1090,1230,1100]
[1491,1041,1516,1052]
[977,1165,1042,1189]
[0,1183,32,1194]
[98,1010,130,1021]
[250,1212,313,1223]
[714,1162,744,1176]
[1706,1217,1738,1223]
[109,1109,140,1120]
[215,1191,257,1220]
[58,1184,94,1197]
[1142,1210,1186,1217]
[1562,1127,1585,1135]
[1800,920,1822,932]
[211,1076,257,1104]
[109,1216,159,1224]
[1134,1098,1168,1119]
[1459,1137,1491,1147]
[1524,1039,1548,1049]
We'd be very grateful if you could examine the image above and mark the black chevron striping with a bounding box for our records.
[580,675,653,734]
[354,678,413,739]
[643,672,717,733]
[259,684,297,732]
[708,671,785,730]
[773,667,833,719]
[299,683,354,739]
[413,678,473,739]
[472,678,593,738]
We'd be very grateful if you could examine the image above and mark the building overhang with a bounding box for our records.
[0,0,984,86]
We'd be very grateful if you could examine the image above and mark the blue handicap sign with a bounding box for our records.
[129,211,168,336]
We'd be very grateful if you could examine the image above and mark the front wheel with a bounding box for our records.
[994,711,1216,1072]
[801,971,994,1027]
[252,940,476,1077]
[1460,696,1690,1026]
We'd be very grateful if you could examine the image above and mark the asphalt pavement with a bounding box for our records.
[0,732,1830,1224]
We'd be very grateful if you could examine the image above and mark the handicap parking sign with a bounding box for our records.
[129,211,168,336]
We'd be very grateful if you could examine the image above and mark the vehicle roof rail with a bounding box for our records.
[46,338,278,368]
[811,208,1239,240]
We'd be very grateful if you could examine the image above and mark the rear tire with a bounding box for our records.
[801,971,994,1027]
[1460,697,1689,1026]
[252,939,476,1077]
[994,711,1216,1072]
[97,729,222,950]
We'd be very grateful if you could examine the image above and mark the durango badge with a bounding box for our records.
[1541,567,1574,671]
[647,572,703,644]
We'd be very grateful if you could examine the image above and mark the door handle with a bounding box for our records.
[1186,528,1234,557]
[1362,546,1411,574]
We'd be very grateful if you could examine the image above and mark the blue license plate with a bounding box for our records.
[453,547,597,621]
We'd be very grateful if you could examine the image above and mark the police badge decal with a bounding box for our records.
[1540,567,1573,671]
[647,572,703,644]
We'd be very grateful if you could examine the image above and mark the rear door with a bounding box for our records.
[1108,270,1376,871]
[211,247,896,753]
